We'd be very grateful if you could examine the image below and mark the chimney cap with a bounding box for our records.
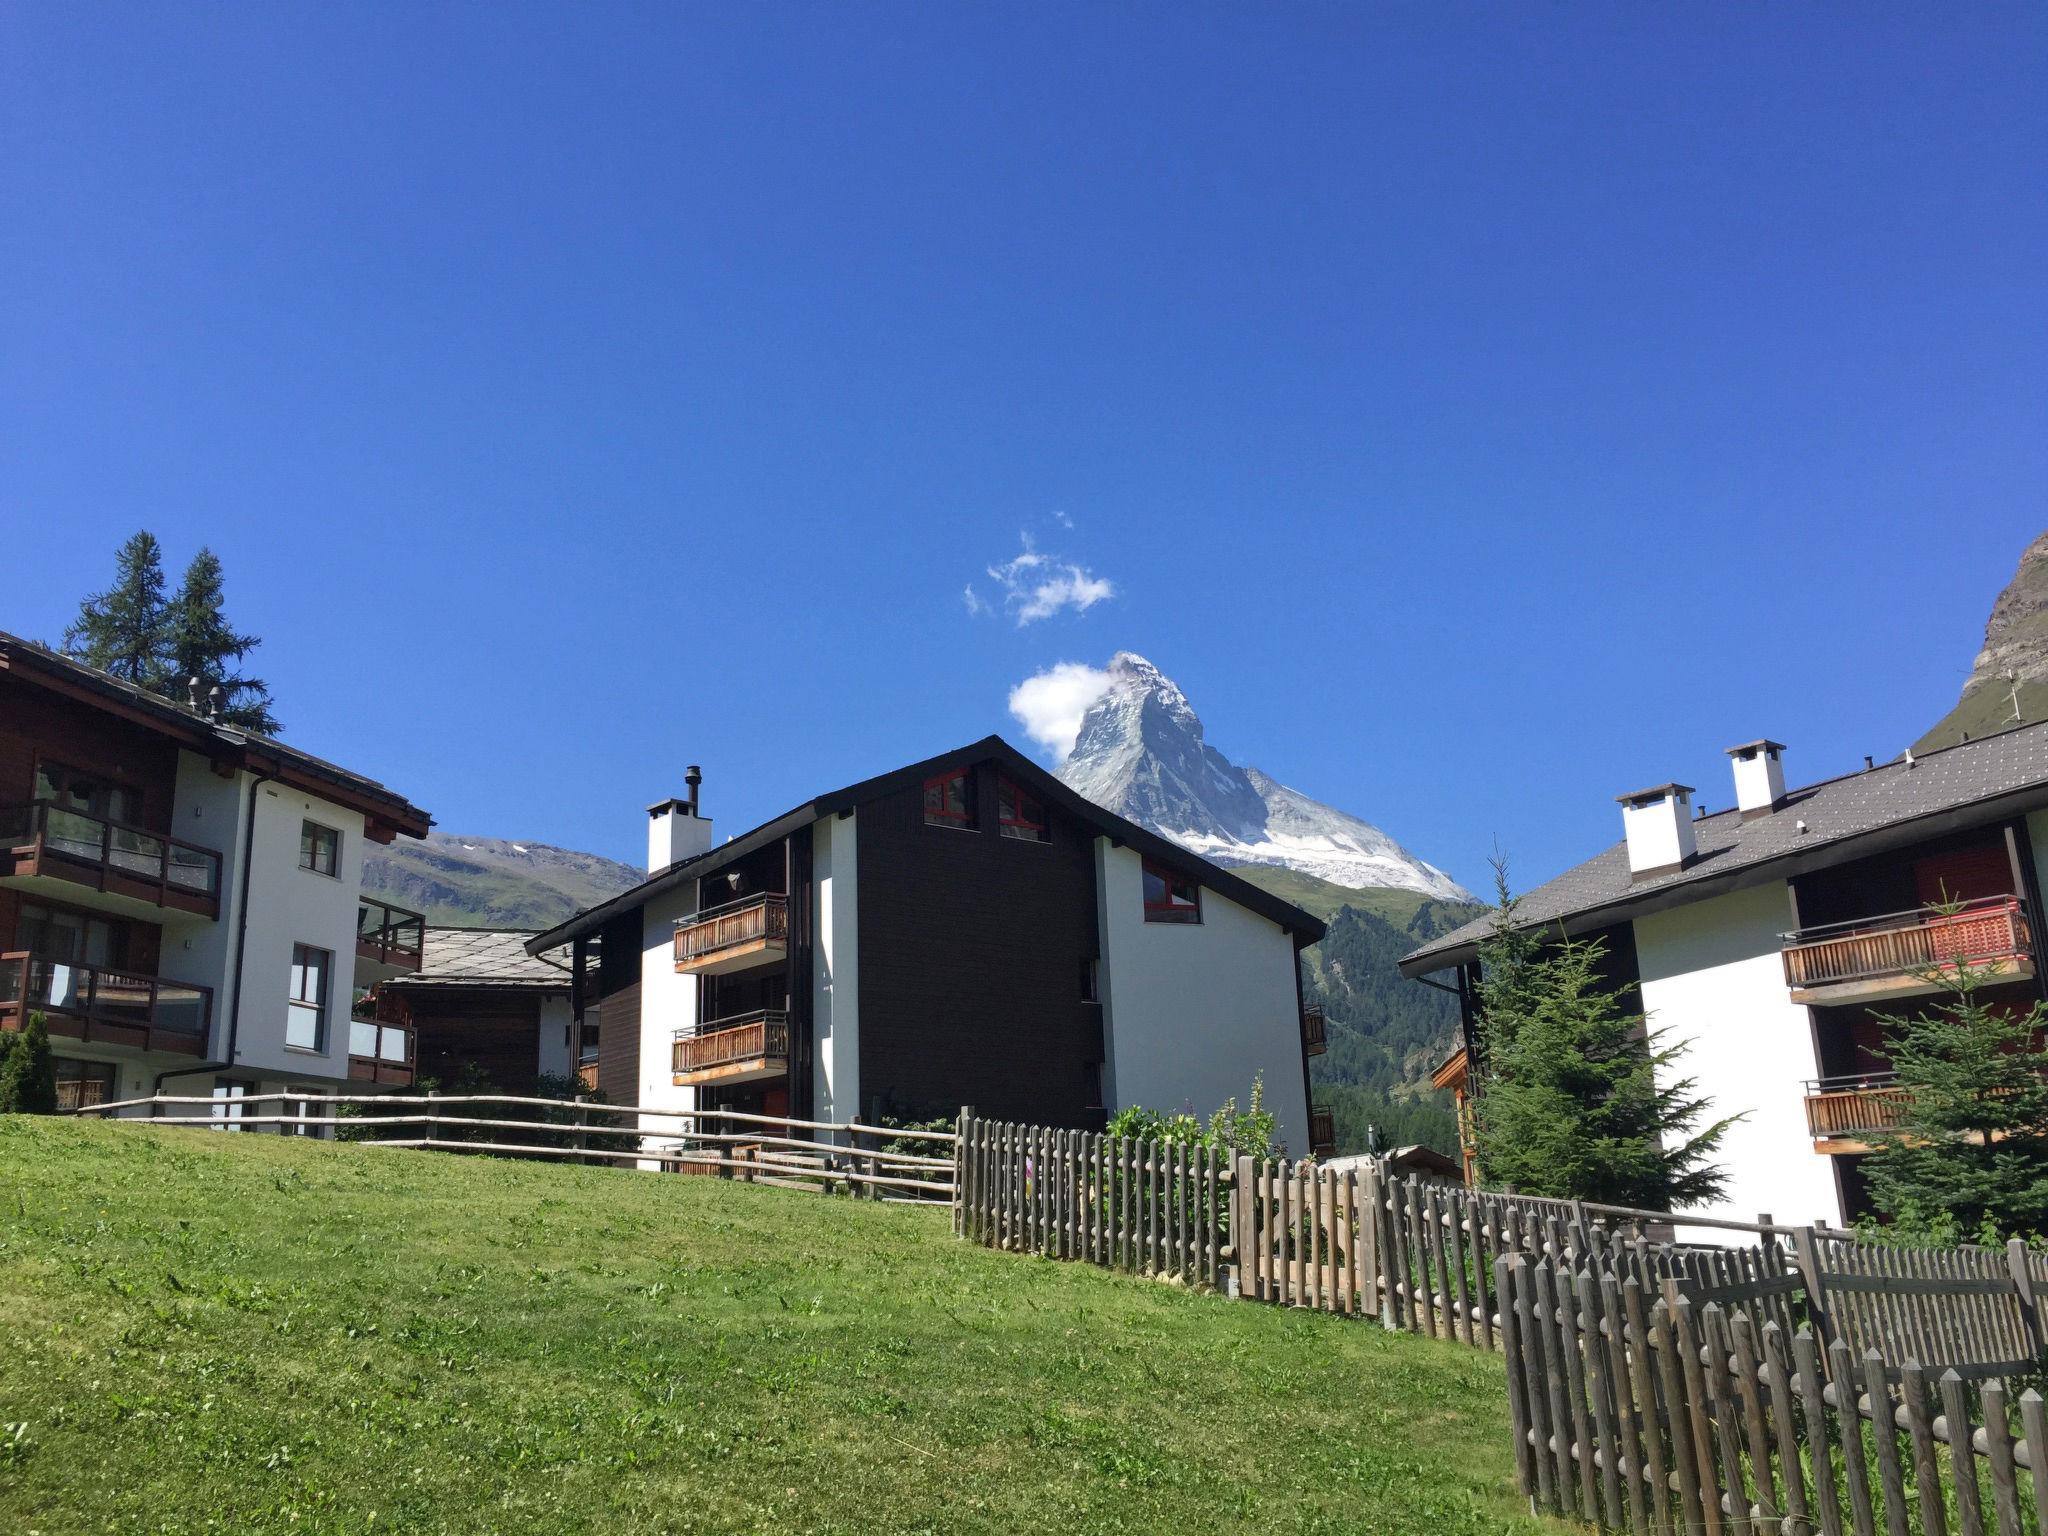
[1615,782,1695,807]
[647,796,693,818]
[1724,739,1787,759]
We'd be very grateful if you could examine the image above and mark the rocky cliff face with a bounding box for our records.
[1054,652,1472,901]
[1918,531,2048,752]
[361,832,643,929]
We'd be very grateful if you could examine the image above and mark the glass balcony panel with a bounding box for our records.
[154,983,207,1038]
[377,1026,409,1064]
[350,1019,380,1057]
[91,971,156,1028]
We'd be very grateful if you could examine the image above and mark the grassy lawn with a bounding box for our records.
[0,1116,1558,1535]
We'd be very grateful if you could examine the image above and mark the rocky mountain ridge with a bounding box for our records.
[1917,531,2048,752]
[361,832,643,930]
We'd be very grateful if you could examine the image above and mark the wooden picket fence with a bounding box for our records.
[952,1113,1229,1287]
[1812,1232,2048,1382]
[1499,1251,2048,1536]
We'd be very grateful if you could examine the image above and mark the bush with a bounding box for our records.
[1106,1077,1282,1161]
[0,1015,58,1115]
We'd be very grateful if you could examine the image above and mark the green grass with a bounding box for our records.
[0,1117,1558,1536]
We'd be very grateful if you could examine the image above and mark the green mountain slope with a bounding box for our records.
[1229,866,1484,1155]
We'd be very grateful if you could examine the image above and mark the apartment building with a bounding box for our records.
[0,632,431,1120]
[1403,727,2048,1227]
[525,737,1333,1157]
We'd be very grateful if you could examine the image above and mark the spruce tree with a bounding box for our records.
[163,548,280,734]
[1864,957,2048,1238]
[63,531,170,686]
[0,1014,58,1114]
[1470,894,1735,1208]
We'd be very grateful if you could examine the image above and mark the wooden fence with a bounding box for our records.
[1500,1251,2048,1536]
[73,1091,958,1201]
[952,1114,1229,1286]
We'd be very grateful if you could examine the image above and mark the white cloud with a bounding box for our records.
[1008,661,1115,760]
[961,584,986,616]
[1053,510,1074,529]
[980,533,1115,626]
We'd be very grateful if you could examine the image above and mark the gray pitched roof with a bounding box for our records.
[382,927,573,990]
[1400,718,2048,977]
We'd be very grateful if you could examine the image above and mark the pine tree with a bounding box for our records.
[1470,900,1736,1208]
[1864,957,2048,1238]
[163,548,280,734]
[63,531,170,686]
[0,1014,58,1114]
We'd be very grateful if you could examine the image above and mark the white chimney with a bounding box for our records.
[1616,782,1698,878]
[647,765,713,873]
[1725,739,1788,819]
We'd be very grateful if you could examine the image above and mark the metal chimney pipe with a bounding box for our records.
[685,765,702,816]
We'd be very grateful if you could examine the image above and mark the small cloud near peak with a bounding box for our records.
[1008,661,1116,760]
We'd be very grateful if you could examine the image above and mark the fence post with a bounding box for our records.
[424,1089,438,1148]
[1791,1225,1832,1346]
[954,1106,974,1237]
[2008,1237,2044,1358]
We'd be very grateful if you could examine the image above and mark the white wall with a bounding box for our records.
[811,816,858,1129]
[636,882,702,1157]
[1093,840,1311,1155]
[1633,880,1840,1230]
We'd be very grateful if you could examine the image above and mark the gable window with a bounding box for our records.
[1142,859,1202,924]
[922,770,975,829]
[997,777,1050,843]
[287,944,329,1050]
[300,821,340,877]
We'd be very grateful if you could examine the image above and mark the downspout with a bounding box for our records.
[154,768,275,1102]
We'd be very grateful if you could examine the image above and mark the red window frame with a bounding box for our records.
[922,770,975,828]
[996,776,1049,843]
[1142,858,1201,923]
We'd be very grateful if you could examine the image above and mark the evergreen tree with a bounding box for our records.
[0,1014,59,1114]
[162,548,280,734]
[1469,881,1735,1207]
[1864,956,2048,1237]
[63,531,170,686]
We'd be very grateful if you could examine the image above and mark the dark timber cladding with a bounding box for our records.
[857,763,1103,1127]
[595,909,642,1102]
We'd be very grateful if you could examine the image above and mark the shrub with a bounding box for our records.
[0,1014,58,1115]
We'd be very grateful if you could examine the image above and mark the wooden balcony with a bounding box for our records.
[347,1018,414,1086]
[0,951,210,1056]
[1301,1003,1327,1056]
[0,800,222,920]
[576,1061,598,1093]
[356,896,426,982]
[672,1009,789,1086]
[1803,1074,1915,1150]
[1310,1104,1336,1157]
[1782,895,2034,1005]
[673,894,788,976]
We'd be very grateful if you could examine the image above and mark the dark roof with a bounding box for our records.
[0,630,431,836]
[1400,718,2048,978]
[378,928,572,990]
[526,734,1327,953]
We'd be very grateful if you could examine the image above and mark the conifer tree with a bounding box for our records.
[0,1014,59,1114]
[63,531,170,686]
[1864,955,2048,1238]
[163,548,280,734]
[1469,877,1735,1208]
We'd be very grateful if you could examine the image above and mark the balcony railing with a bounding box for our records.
[0,800,223,918]
[673,894,789,975]
[672,1009,790,1083]
[0,951,210,1055]
[1301,1003,1327,1056]
[1803,1072,1916,1141]
[1310,1104,1336,1157]
[1782,895,2034,1002]
[348,1018,414,1086]
[357,897,426,972]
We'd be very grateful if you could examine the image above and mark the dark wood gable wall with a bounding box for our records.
[855,761,1103,1127]
[594,909,643,1103]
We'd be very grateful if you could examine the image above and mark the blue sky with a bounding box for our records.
[4,5,2044,895]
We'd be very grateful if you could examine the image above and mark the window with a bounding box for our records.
[299,821,340,876]
[17,902,128,968]
[1142,859,1201,924]
[922,770,975,829]
[210,1079,251,1131]
[35,761,137,823]
[287,944,329,1050]
[288,1098,326,1137]
[54,1059,116,1112]
[997,777,1050,843]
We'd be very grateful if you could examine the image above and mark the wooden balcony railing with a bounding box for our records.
[0,799,223,918]
[356,897,426,972]
[672,1009,790,1083]
[1301,1003,1327,1056]
[1782,895,2034,1002]
[1310,1105,1337,1157]
[347,1018,414,1086]
[0,951,210,1055]
[673,894,789,975]
[1803,1073,1916,1141]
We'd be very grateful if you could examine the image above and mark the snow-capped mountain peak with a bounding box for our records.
[1052,653,1472,902]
